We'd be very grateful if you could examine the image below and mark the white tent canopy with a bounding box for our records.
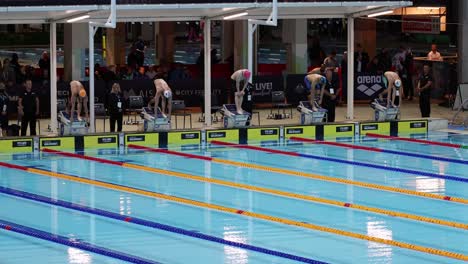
[0,0,412,133]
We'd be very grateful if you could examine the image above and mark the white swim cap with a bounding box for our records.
[164,90,172,98]
[394,79,402,88]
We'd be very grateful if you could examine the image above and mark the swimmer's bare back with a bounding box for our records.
[154,79,170,93]
[70,80,83,96]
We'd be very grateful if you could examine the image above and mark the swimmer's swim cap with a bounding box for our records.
[394,79,402,88]
[79,89,87,98]
[164,90,172,98]
[243,70,251,80]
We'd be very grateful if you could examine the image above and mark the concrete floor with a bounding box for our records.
[32,100,465,136]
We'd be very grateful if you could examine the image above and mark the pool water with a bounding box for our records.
[0,133,467,264]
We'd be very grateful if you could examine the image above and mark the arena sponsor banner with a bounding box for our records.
[323,124,354,138]
[0,138,33,153]
[125,133,159,147]
[247,127,280,142]
[252,75,284,103]
[167,131,201,146]
[284,126,316,140]
[360,122,391,136]
[83,134,119,149]
[355,73,386,100]
[206,129,239,143]
[398,120,428,135]
[39,137,75,151]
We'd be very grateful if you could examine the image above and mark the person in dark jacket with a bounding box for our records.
[108,83,124,132]
[0,83,9,136]
[18,79,39,136]
[321,69,341,122]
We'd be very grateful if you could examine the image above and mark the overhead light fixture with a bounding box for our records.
[222,8,238,11]
[65,10,79,14]
[368,10,393,17]
[66,15,90,23]
[223,12,248,20]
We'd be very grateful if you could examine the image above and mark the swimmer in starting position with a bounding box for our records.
[304,73,327,108]
[231,69,251,114]
[69,80,89,121]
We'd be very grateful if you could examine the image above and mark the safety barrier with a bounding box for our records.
[0,162,466,261]
[366,133,468,149]
[0,186,325,264]
[128,144,468,204]
[290,137,468,165]
[0,219,159,264]
[211,141,468,183]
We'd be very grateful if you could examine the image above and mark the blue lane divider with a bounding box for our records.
[0,218,160,264]
[292,151,468,183]
[0,186,327,264]
[380,149,468,165]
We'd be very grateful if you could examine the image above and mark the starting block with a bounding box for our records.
[58,111,88,135]
[140,107,170,131]
[220,104,251,128]
[297,101,327,125]
[371,99,400,121]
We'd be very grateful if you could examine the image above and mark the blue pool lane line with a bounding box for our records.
[0,186,328,264]
[0,218,160,264]
[289,137,468,165]
[211,141,468,183]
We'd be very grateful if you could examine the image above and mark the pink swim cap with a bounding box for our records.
[243,70,251,79]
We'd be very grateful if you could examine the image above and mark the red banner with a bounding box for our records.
[402,16,440,34]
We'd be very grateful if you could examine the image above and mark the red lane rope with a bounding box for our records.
[365,133,462,149]
[128,145,213,161]
[211,141,301,157]
[42,148,124,166]
[290,137,382,152]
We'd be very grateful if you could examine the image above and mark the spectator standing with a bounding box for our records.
[427,44,443,61]
[403,49,415,100]
[10,53,21,82]
[354,43,369,73]
[127,46,139,70]
[133,36,145,67]
[392,46,407,73]
[367,56,383,75]
[1,58,16,87]
[0,83,9,136]
[18,79,39,136]
[417,64,433,117]
[377,48,391,72]
[38,51,50,80]
[108,83,124,132]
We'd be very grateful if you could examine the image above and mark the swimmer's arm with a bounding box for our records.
[154,93,161,112]
[83,97,89,118]
[241,80,248,93]
[318,83,326,105]
[167,97,172,117]
[147,97,154,108]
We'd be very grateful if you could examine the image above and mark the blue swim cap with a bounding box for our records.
[304,76,312,91]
